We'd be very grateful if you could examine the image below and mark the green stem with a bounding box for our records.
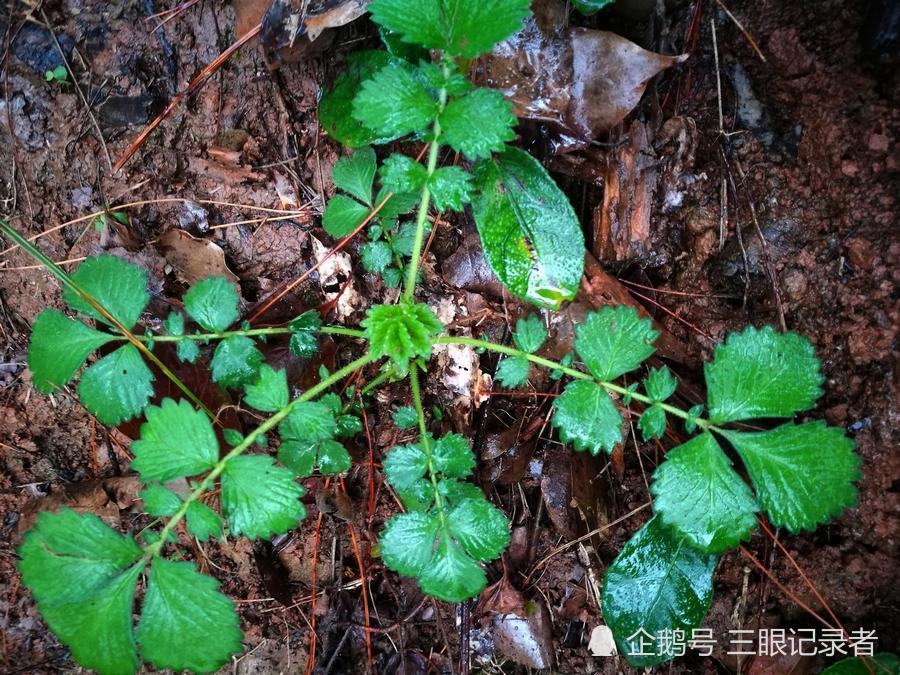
[129,325,365,343]
[145,353,375,557]
[409,368,448,528]
[434,336,713,431]
[403,62,450,301]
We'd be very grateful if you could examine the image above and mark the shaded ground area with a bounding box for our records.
[0,0,897,673]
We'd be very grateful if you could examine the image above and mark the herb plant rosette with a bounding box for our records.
[4,0,861,672]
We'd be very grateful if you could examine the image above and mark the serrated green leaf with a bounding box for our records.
[369,0,531,58]
[494,355,530,388]
[390,220,423,257]
[18,509,144,675]
[221,455,306,539]
[382,266,402,287]
[336,414,363,437]
[318,439,351,474]
[573,0,615,15]
[602,516,718,668]
[552,380,622,455]
[705,326,824,424]
[380,511,439,576]
[384,443,428,491]
[320,50,394,147]
[28,309,115,393]
[821,654,900,675]
[164,312,184,336]
[177,339,200,363]
[243,364,289,412]
[353,62,437,139]
[323,194,371,238]
[418,536,487,602]
[362,301,443,369]
[185,501,222,541]
[651,433,759,553]
[332,147,377,206]
[722,422,859,532]
[132,398,219,482]
[280,401,338,443]
[289,310,320,358]
[380,154,428,194]
[211,335,263,389]
[418,61,472,96]
[472,147,585,309]
[429,166,473,211]
[78,344,154,425]
[376,187,420,220]
[137,558,243,672]
[361,241,394,273]
[397,479,436,511]
[448,498,510,561]
[64,254,149,329]
[278,441,317,477]
[392,405,418,429]
[513,314,547,353]
[574,306,658,381]
[438,479,486,505]
[140,484,182,517]
[433,433,474,478]
[440,88,516,160]
[637,404,667,441]
[644,366,677,402]
[183,277,240,333]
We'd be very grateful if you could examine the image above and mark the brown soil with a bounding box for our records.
[0,0,897,674]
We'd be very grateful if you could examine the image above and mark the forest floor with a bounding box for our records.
[0,0,897,673]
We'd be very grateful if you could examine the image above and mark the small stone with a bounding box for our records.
[868,133,890,152]
[825,404,849,425]
[841,160,859,177]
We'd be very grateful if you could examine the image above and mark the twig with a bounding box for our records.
[713,0,766,62]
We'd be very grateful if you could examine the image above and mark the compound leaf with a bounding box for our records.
[432,433,474,478]
[472,147,585,309]
[323,194,371,238]
[380,511,439,577]
[362,301,443,369]
[722,422,859,532]
[552,380,622,455]
[353,62,437,139]
[64,254,149,329]
[494,355,530,388]
[332,147,377,206]
[183,277,239,333]
[440,88,516,160]
[28,309,115,393]
[243,364,289,413]
[320,50,394,147]
[221,455,306,539]
[602,516,718,668]
[447,498,510,561]
[705,326,824,424]
[380,154,428,194]
[211,336,263,389]
[18,509,144,675]
[429,166,473,212]
[513,314,547,353]
[185,501,222,541]
[418,536,487,603]
[384,443,428,492]
[574,306,658,381]
[78,344,154,425]
[369,0,531,58]
[137,558,243,673]
[132,398,219,483]
[651,433,759,553]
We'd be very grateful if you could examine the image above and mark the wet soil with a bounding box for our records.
[0,0,897,673]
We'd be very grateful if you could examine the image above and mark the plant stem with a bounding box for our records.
[129,325,365,343]
[435,336,713,431]
[403,61,450,301]
[409,368,448,528]
[144,352,375,557]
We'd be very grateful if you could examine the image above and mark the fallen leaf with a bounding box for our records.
[481,577,555,670]
[158,228,240,285]
[310,235,361,322]
[18,476,142,535]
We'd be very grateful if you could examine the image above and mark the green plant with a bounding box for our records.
[3,0,861,672]
[44,64,68,83]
